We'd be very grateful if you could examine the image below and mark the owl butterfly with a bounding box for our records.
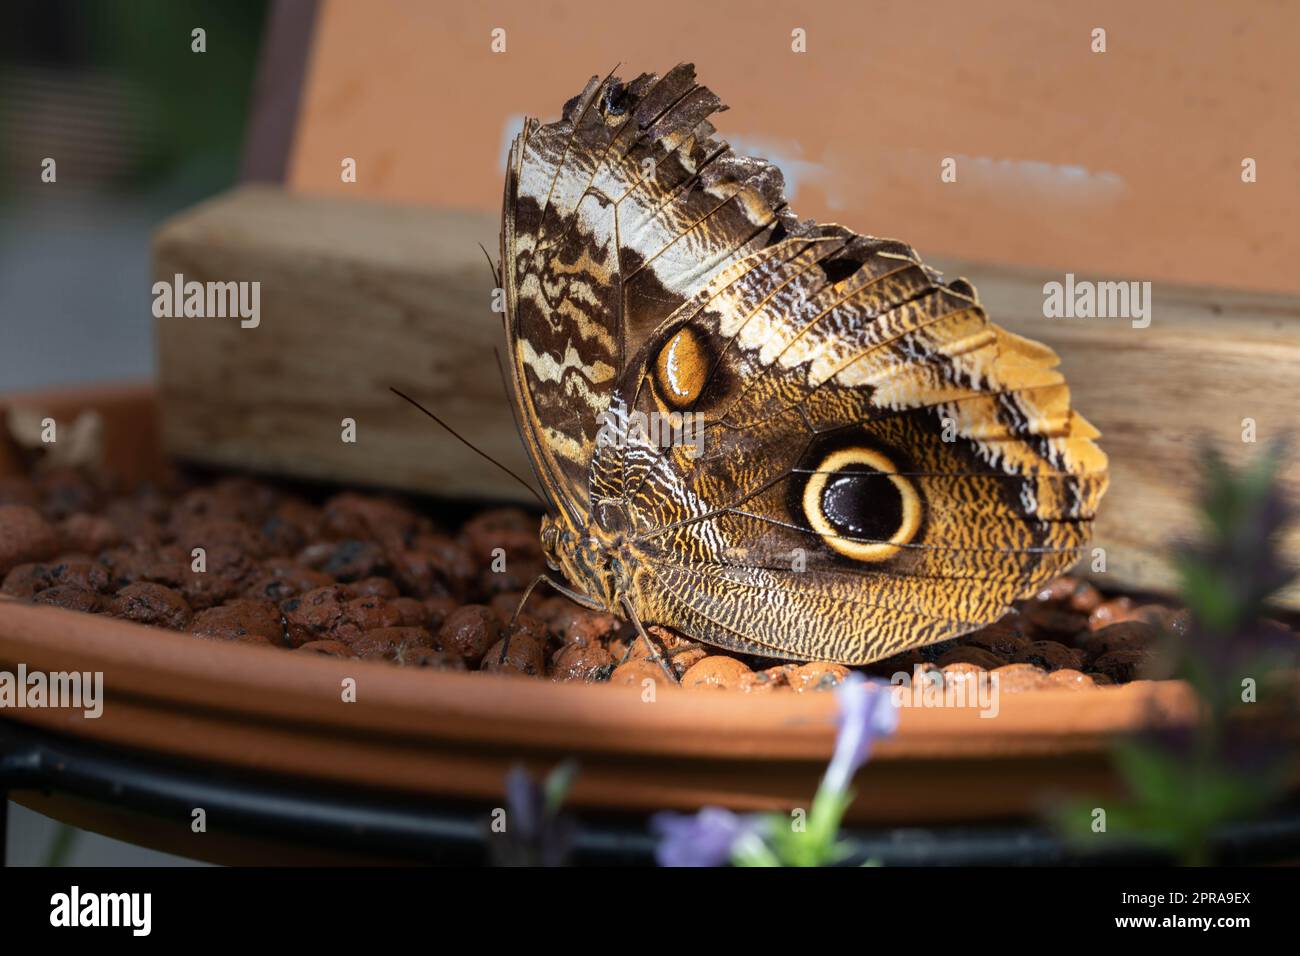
[498,64,1107,666]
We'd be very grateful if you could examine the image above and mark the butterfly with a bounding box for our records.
[496,64,1107,667]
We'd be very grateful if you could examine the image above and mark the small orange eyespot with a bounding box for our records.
[655,327,708,408]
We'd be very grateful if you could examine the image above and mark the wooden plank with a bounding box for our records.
[153,185,520,501]
[153,186,1300,606]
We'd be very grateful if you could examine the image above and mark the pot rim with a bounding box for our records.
[0,599,1196,763]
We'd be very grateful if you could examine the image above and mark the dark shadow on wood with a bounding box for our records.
[240,0,320,183]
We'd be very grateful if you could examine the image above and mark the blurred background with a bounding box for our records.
[2,0,269,865]
[0,0,268,393]
[5,0,1297,398]
[286,0,1297,295]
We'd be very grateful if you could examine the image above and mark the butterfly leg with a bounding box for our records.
[498,573,604,664]
[619,596,680,685]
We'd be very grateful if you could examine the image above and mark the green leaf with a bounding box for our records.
[543,760,579,815]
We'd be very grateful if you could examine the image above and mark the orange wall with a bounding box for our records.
[288,0,1299,294]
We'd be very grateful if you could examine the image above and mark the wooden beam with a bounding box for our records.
[153,185,522,500]
[153,186,1300,606]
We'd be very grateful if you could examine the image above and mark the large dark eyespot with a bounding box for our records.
[802,448,921,561]
[821,472,902,540]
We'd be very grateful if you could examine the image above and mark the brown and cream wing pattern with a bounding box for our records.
[505,64,1107,665]
[500,64,801,522]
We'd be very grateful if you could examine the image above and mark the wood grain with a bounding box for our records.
[153,185,524,501]
[153,186,1300,606]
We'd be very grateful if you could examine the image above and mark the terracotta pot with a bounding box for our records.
[0,384,1234,825]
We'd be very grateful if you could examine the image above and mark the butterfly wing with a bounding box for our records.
[574,68,1107,664]
[501,64,800,525]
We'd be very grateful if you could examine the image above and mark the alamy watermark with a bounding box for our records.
[152,273,260,328]
[0,664,103,718]
[597,398,705,459]
[50,886,150,936]
[889,667,999,718]
[1042,273,1151,329]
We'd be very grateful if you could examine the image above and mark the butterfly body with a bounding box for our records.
[504,65,1107,665]
[540,513,632,613]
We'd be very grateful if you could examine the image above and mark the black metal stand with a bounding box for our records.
[4,718,1300,866]
[0,720,658,866]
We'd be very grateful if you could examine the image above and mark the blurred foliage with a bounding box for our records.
[737,787,863,868]
[42,823,80,867]
[0,0,269,198]
[1056,440,1298,865]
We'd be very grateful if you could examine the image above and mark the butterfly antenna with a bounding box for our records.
[477,242,501,289]
[492,347,515,407]
[389,386,547,508]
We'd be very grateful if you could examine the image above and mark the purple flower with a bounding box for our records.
[650,807,759,867]
[493,764,576,866]
[821,672,899,796]
[650,673,898,867]
[504,766,540,840]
